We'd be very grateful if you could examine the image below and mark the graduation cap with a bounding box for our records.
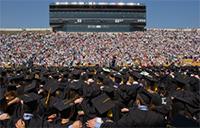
[43,79,59,94]
[53,98,75,119]
[21,92,42,104]
[137,89,152,105]
[69,81,82,93]
[7,84,17,91]
[16,86,25,96]
[171,91,198,107]
[24,74,34,81]
[20,92,41,113]
[150,93,162,106]
[91,93,114,114]
[71,70,81,79]
[96,74,105,82]
[101,86,115,94]
[114,73,122,84]
[131,71,143,80]
[174,74,189,87]
[0,86,6,101]
[114,73,122,79]
[24,80,37,93]
[10,74,24,82]
[53,98,74,112]
[119,67,128,75]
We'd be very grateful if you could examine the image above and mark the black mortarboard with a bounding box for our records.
[24,73,34,81]
[11,74,24,82]
[21,92,41,104]
[144,76,157,86]
[127,85,140,98]
[16,86,25,96]
[174,74,189,88]
[0,86,6,101]
[20,93,40,114]
[171,90,198,108]
[150,93,162,106]
[91,93,114,114]
[24,80,37,92]
[101,86,115,94]
[7,84,17,91]
[69,81,82,94]
[72,70,81,79]
[43,79,59,94]
[131,71,143,80]
[53,98,74,112]
[83,83,100,98]
[188,76,200,93]
[114,73,122,84]
[137,89,152,105]
[114,73,122,79]
[96,74,104,82]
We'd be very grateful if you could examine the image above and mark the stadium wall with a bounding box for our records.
[0,28,52,32]
[0,28,199,32]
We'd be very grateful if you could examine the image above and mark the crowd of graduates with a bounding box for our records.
[0,64,199,128]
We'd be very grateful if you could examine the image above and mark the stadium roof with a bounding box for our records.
[51,2,144,6]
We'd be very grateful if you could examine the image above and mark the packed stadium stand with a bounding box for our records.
[0,29,199,67]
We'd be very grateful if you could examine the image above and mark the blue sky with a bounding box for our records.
[0,0,199,28]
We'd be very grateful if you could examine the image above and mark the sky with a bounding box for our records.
[0,0,199,28]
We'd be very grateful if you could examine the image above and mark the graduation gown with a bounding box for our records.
[23,115,44,128]
[101,108,166,128]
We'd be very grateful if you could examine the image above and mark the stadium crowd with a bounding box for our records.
[0,29,199,67]
[0,29,200,128]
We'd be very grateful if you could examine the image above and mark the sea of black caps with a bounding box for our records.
[0,65,199,128]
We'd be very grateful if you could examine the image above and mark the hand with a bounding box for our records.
[86,118,97,128]
[61,118,69,125]
[121,108,129,112]
[58,78,62,82]
[72,120,82,128]
[7,97,21,106]
[15,119,26,128]
[78,111,85,116]
[0,113,10,120]
[47,114,57,122]
[74,97,84,104]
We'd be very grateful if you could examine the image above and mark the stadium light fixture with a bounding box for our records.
[127,3,135,6]
[109,3,116,5]
[78,2,84,5]
[98,2,107,5]
[88,2,93,5]
[71,2,77,5]
[118,2,125,5]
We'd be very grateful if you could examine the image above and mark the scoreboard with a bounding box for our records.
[49,2,146,32]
